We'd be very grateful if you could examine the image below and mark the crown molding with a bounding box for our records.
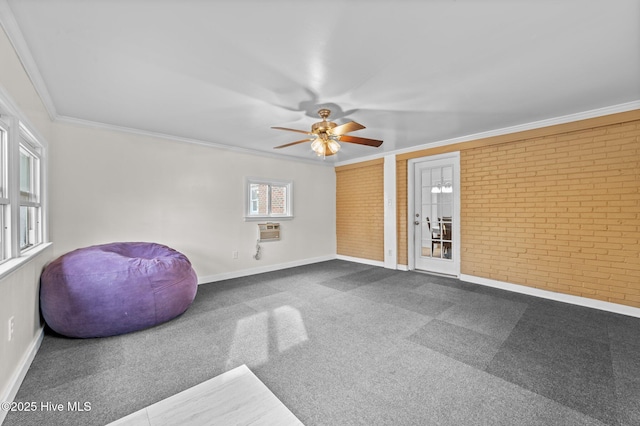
[0,0,57,121]
[0,0,329,167]
[0,84,49,148]
[334,100,640,167]
[52,101,640,168]
[55,115,334,167]
[2,0,638,167]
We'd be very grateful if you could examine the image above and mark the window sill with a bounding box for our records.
[244,216,294,222]
[0,242,52,280]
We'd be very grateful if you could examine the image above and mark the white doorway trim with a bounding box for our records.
[383,155,397,269]
[407,152,461,276]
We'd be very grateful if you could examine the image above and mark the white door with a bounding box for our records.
[411,154,460,276]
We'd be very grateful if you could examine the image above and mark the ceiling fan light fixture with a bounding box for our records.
[311,140,341,157]
[310,138,324,154]
[272,108,383,158]
[327,139,341,154]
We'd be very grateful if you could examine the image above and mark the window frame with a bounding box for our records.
[18,133,42,252]
[244,178,293,221]
[0,112,46,266]
[0,117,9,261]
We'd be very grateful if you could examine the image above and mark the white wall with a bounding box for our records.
[50,122,337,280]
[0,23,54,421]
[0,245,52,411]
[1,15,336,417]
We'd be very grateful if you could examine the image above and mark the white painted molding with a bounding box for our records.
[461,274,640,319]
[0,85,49,149]
[383,155,397,270]
[335,255,385,268]
[0,327,44,425]
[0,0,57,121]
[56,115,333,167]
[197,257,640,320]
[0,242,53,281]
[334,100,640,167]
[197,255,336,284]
[2,0,638,167]
[56,101,640,168]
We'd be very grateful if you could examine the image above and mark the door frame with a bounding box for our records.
[407,152,461,276]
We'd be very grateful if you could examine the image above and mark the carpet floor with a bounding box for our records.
[4,260,640,425]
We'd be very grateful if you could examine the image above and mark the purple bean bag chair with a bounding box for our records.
[40,242,198,338]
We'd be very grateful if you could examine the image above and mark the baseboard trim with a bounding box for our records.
[197,255,337,284]
[335,255,385,268]
[0,327,44,425]
[198,259,640,318]
[460,274,640,318]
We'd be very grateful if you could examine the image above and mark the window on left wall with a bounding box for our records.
[19,139,42,250]
[0,118,8,261]
[0,115,44,263]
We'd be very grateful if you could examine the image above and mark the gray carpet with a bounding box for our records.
[4,260,640,425]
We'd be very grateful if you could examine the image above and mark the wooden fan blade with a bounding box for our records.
[338,134,383,147]
[331,121,365,136]
[271,126,311,135]
[274,138,313,149]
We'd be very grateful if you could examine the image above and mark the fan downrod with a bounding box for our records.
[317,108,331,120]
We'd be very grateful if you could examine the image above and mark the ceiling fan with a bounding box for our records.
[272,109,383,157]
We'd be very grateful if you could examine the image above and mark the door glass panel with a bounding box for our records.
[419,164,454,260]
[413,154,459,276]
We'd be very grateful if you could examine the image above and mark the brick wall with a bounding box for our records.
[338,110,639,309]
[461,119,640,307]
[336,159,385,261]
[256,184,268,215]
[271,185,286,214]
[396,159,408,265]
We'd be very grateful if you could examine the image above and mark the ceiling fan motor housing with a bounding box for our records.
[312,120,337,135]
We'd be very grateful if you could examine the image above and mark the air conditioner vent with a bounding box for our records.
[258,223,280,242]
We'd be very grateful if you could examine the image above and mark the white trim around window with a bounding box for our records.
[0,87,48,275]
[244,177,293,221]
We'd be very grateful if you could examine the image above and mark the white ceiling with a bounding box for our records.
[2,0,639,164]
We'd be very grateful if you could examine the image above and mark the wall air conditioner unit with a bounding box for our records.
[258,223,280,242]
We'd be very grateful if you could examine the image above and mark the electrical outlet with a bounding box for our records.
[232,251,239,259]
[8,316,14,342]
